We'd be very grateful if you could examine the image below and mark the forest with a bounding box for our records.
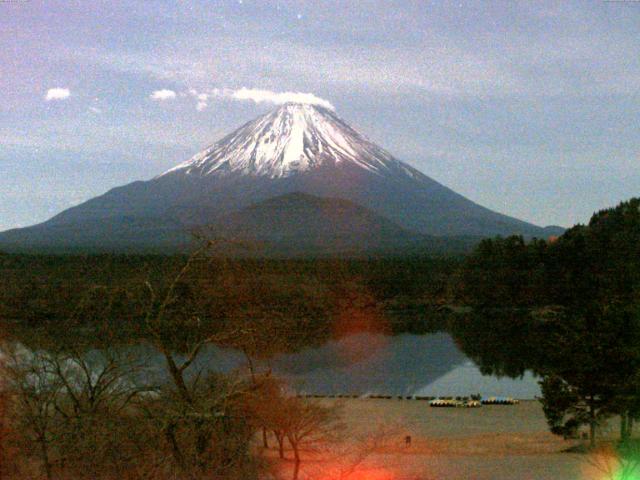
[1,198,639,479]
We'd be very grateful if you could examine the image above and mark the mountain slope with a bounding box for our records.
[215,192,417,250]
[206,192,477,256]
[0,193,477,255]
[0,103,559,253]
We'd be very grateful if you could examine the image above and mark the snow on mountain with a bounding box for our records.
[161,103,404,179]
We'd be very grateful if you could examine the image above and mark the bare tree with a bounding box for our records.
[1,338,152,480]
[139,245,264,479]
[281,398,343,480]
[308,423,400,480]
[1,346,61,480]
[259,394,396,480]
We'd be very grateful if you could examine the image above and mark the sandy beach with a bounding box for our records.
[269,399,599,480]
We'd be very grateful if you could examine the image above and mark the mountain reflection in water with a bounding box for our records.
[183,332,540,398]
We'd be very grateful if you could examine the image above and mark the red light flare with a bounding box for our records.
[340,467,396,480]
[330,284,392,365]
[309,460,397,480]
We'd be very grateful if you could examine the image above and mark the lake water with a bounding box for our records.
[195,332,541,398]
[8,332,540,399]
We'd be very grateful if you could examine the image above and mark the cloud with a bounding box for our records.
[211,88,334,109]
[150,89,177,100]
[185,87,333,111]
[45,88,71,101]
[186,90,209,111]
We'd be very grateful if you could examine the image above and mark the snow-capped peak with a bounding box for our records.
[161,103,402,179]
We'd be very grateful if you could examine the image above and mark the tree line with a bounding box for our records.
[452,198,640,449]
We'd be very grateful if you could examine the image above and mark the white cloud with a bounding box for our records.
[45,88,71,101]
[150,89,177,100]
[186,87,333,111]
[88,106,102,114]
[211,87,334,109]
[186,90,209,111]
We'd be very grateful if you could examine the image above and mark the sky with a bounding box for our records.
[1,0,639,232]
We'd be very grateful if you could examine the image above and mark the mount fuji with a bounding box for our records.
[0,103,562,254]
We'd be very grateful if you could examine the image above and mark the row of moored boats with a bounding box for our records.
[429,396,519,408]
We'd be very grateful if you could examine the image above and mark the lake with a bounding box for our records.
[186,332,541,398]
